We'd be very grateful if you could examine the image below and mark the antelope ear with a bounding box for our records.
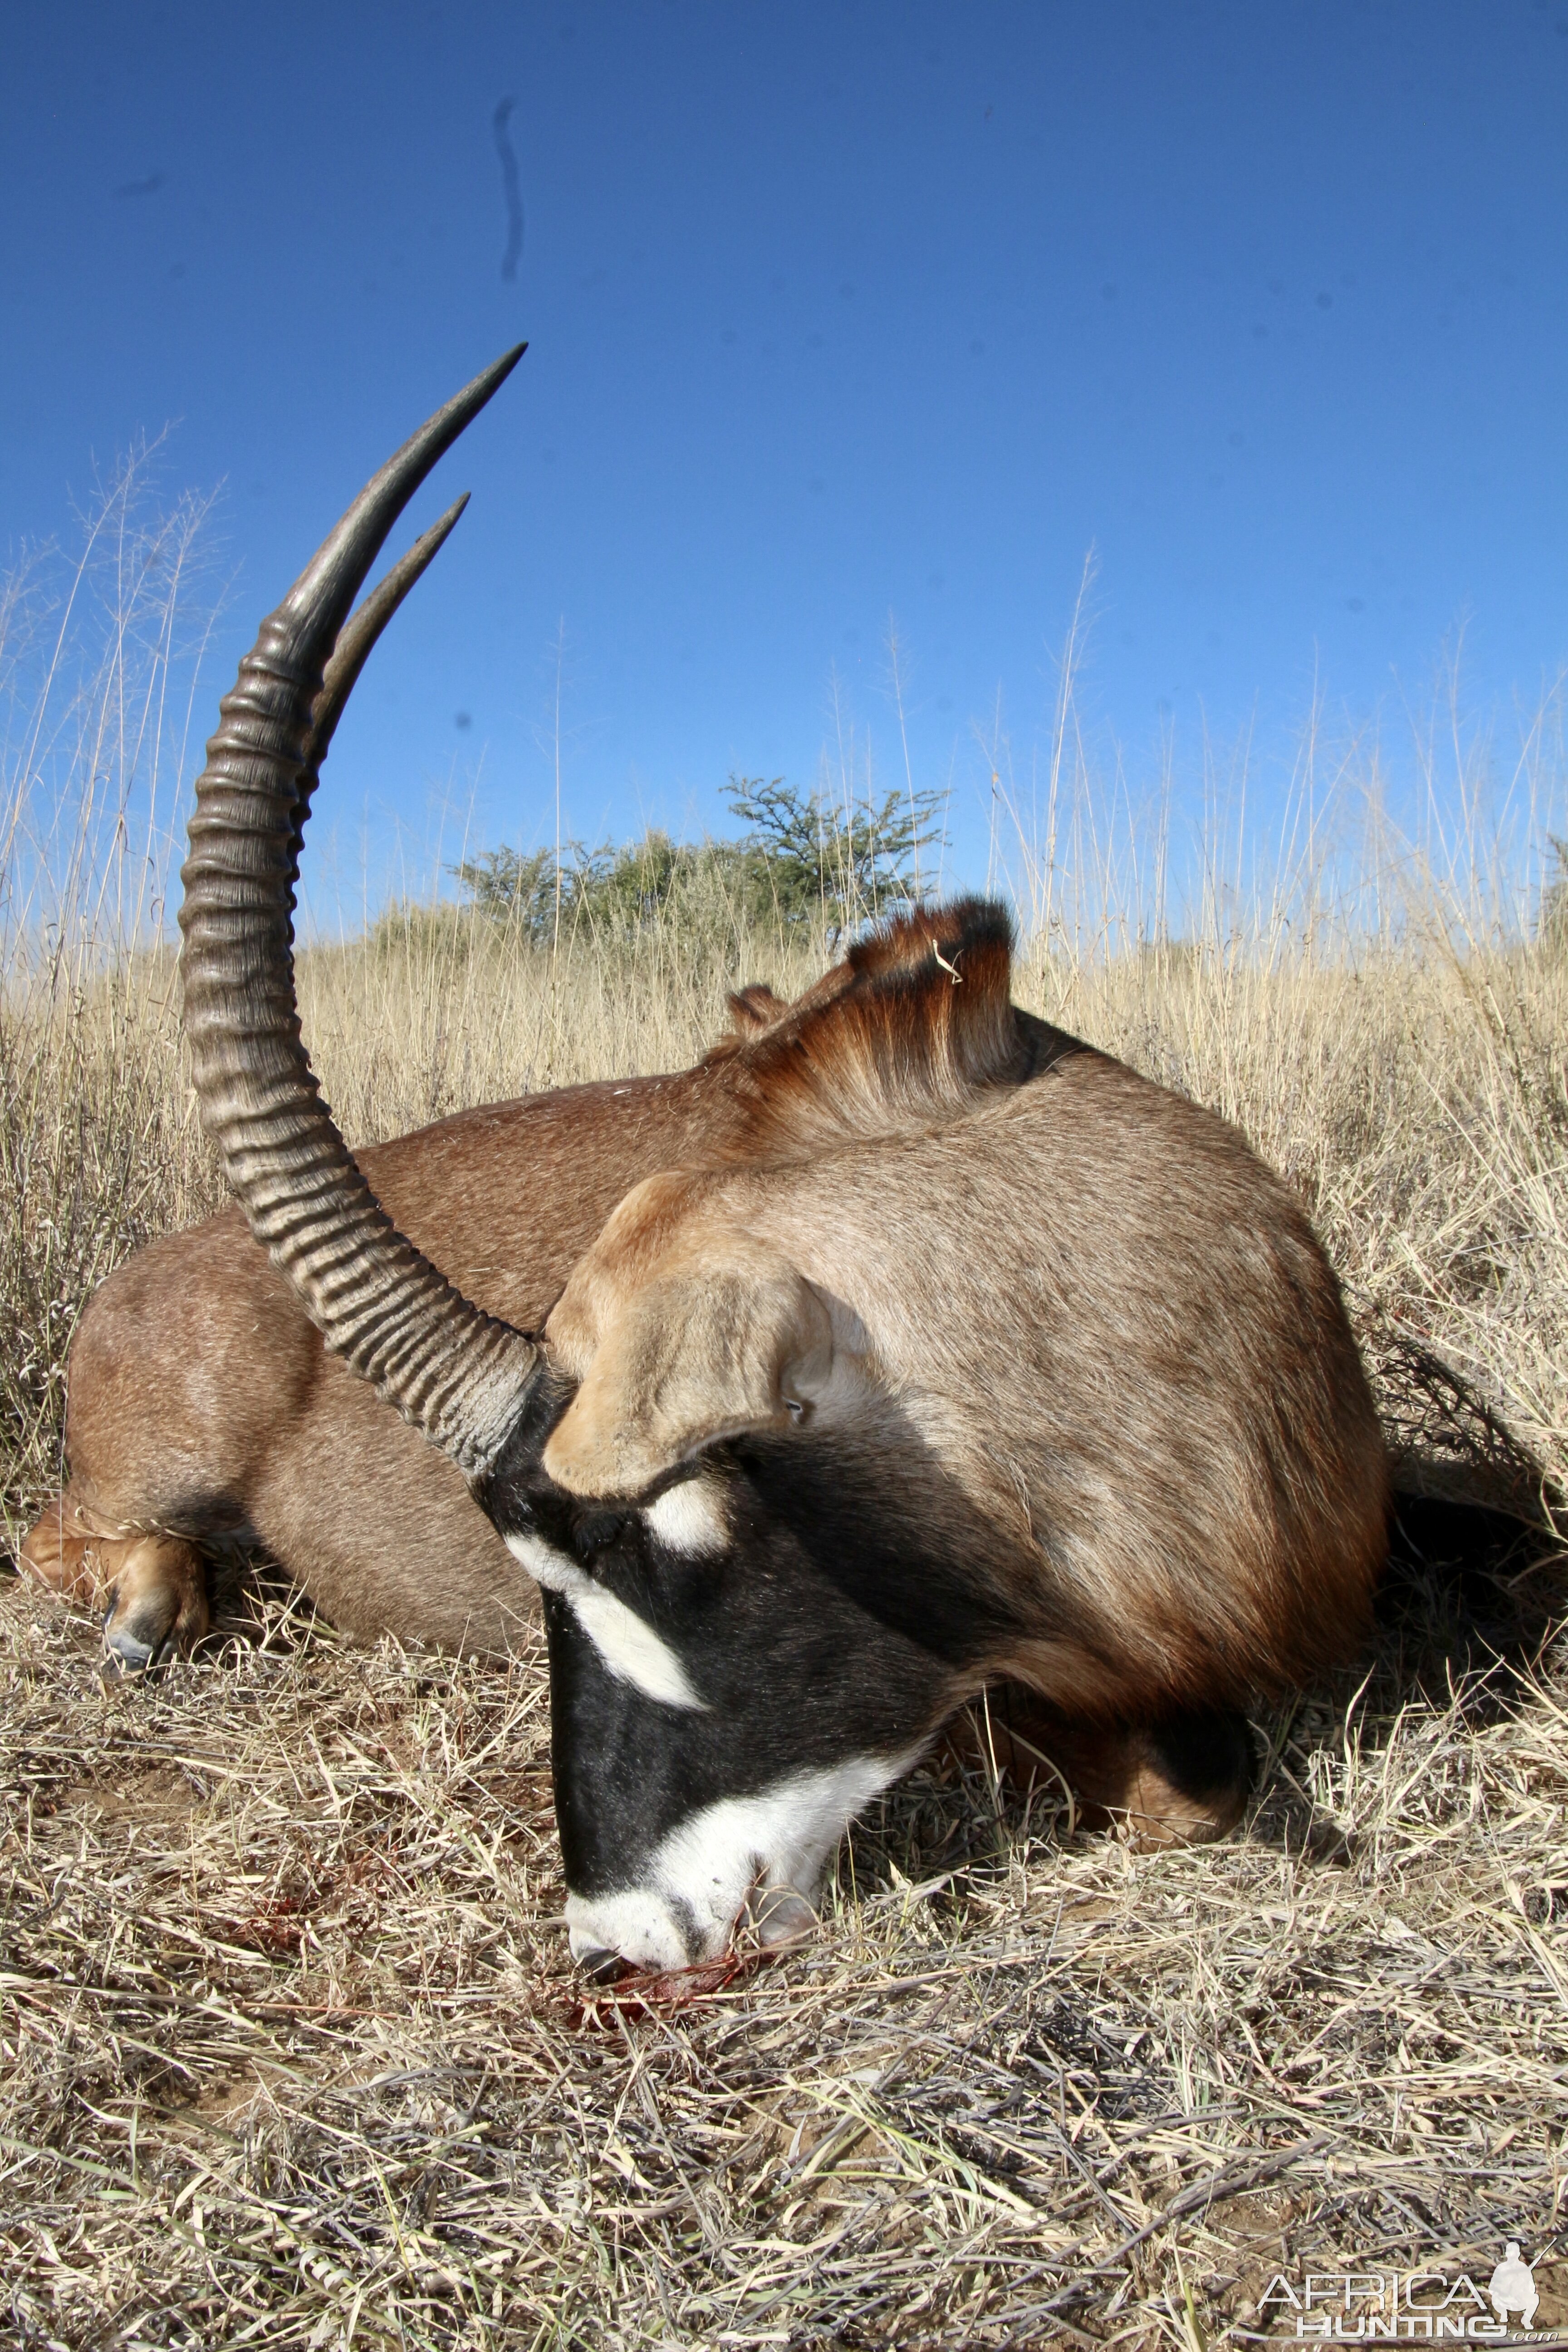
[542,1243,835,1499]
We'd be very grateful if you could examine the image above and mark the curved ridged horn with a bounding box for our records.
[178,348,540,1478]
[282,495,472,943]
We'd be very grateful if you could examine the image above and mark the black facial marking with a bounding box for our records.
[476,1372,1034,1916]
[540,1441,1015,1902]
[475,1366,575,1538]
[732,1433,1024,1665]
[574,1507,628,1553]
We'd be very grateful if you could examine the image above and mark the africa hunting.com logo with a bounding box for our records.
[1258,2245,1562,2342]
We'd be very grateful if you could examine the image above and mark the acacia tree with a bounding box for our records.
[725,774,945,928]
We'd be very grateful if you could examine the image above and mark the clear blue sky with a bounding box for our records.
[5,1,1566,906]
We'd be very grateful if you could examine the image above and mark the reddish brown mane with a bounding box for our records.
[710,899,1025,1155]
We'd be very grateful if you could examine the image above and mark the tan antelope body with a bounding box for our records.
[23,352,1389,1975]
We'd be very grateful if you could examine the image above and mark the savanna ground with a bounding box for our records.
[2,469,1567,2347]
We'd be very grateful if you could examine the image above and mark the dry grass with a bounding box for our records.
[4,922,1567,2348]
[3,1459,1566,2348]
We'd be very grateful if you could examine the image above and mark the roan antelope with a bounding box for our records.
[23,348,1389,1977]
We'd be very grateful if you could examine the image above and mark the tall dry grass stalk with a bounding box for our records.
[2,453,225,1524]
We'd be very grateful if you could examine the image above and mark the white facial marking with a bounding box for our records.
[504,1531,705,1711]
[566,1889,692,1973]
[565,1749,921,1972]
[642,1478,728,1558]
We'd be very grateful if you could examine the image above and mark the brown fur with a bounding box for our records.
[540,1062,1389,1719]
[706,901,1042,1156]
[541,914,1389,1723]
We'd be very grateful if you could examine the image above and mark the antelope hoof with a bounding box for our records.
[18,1500,103,1603]
[101,1536,211,1671]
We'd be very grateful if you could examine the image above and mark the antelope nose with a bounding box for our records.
[576,1946,629,1984]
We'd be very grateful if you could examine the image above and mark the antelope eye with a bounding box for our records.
[573,1509,630,1562]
